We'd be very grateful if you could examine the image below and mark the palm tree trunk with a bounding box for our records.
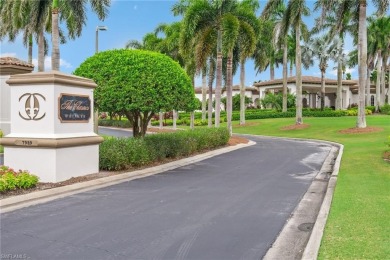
[290,60,293,76]
[38,28,44,72]
[240,59,246,125]
[336,58,343,110]
[357,0,367,128]
[215,29,223,128]
[321,70,325,111]
[366,67,371,106]
[282,40,288,112]
[28,34,33,64]
[226,53,233,136]
[201,70,207,121]
[380,54,386,105]
[375,50,382,112]
[208,58,214,128]
[295,25,303,124]
[51,0,60,71]
[270,64,275,80]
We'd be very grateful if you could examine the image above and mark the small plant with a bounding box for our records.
[0,166,39,192]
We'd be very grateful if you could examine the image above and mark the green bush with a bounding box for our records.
[99,128,230,170]
[99,119,132,128]
[0,166,39,192]
[380,104,390,115]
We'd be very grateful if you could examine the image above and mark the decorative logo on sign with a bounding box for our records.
[19,93,46,121]
[58,93,91,123]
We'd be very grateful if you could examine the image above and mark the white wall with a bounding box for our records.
[0,75,11,135]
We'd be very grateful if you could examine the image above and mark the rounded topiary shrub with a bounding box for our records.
[74,49,197,137]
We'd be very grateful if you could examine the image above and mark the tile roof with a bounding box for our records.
[194,85,258,94]
[0,57,34,68]
[254,76,358,87]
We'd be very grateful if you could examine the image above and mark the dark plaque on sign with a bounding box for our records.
[58,93,91,123]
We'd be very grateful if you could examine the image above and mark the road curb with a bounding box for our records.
[0,141,255,214]
[238,134,342,260]
[301,142,343,260]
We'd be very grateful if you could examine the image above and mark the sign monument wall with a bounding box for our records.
[0,71,103,182]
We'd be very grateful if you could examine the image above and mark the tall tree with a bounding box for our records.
[367,15,390,111]
[262,2,290,112]
[51,0,110,71]
[283,0,310,124]
[313,1,356,110]
[302,35,338,110]
[181,0,257,130]
[319,0,389,128]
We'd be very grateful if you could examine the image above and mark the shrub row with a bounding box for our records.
[99,128,230,170]
[99,119,132,128]
[0,166,39,192]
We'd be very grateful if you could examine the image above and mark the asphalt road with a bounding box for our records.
[98,126,133,138]
[0,134,330,260]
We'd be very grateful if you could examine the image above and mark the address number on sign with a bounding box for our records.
[15,140,38,146]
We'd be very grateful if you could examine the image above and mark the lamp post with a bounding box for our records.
[94,26,107,133]
[95,25,108,54]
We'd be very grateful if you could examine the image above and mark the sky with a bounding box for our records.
[0,0,386,87]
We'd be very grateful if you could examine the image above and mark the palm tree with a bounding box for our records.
[302,35,338,110]
[318,0,389,128]
[181,0,257,130]
[223,2,258,134]
[283,0,310,124]
[262,2,289,112]
[51,0,110,71]
[367,15,390,112]
[0,0,50,69]
[313,2,356,110]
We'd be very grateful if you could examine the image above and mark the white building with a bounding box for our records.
[253,76,375,109]
[194,85,260,109]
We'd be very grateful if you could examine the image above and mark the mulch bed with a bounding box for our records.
[338,126,383,134]
[383,151,390,163]
[0,135,249,200]
[280,123,310,131]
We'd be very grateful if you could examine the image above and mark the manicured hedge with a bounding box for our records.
[99,128,230,170]
[0,166,39,192]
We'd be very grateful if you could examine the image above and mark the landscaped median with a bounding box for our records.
[232,115,390,259]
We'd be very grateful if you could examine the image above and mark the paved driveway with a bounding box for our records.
[98,126,133,137]
[0,135,330,259]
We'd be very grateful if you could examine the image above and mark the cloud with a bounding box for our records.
[32,56,72,70]
[0,53,17,58]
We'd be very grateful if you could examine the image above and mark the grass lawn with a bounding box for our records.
[230,115,390,259]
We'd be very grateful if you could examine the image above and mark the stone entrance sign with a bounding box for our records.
[0,57,34,135]
[0,71,103,182]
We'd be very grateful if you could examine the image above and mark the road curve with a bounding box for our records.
[0,133,330,260]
